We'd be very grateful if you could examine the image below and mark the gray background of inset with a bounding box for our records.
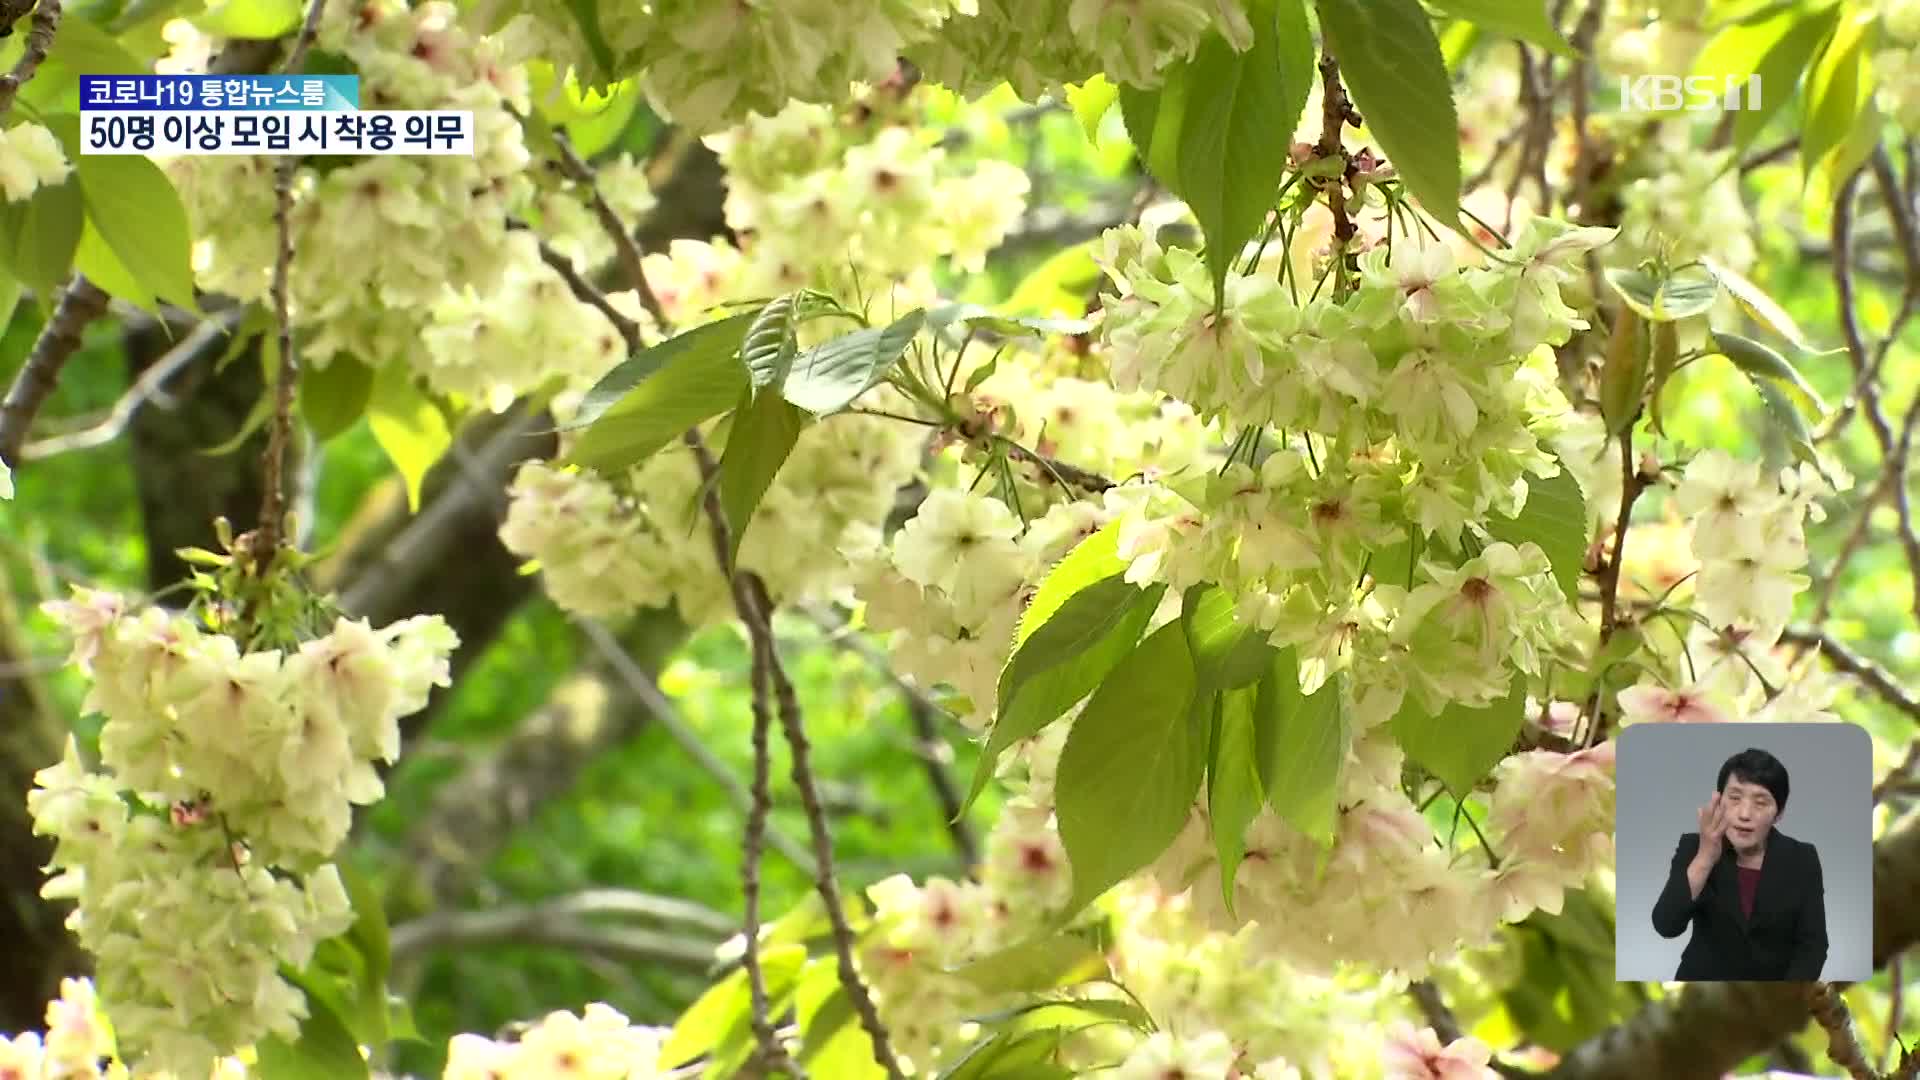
[1614,722,1873,981]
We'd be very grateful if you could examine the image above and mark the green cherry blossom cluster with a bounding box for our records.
[501,90,1033,625]
[473,0,1252,131]
[158,0,654,409]
[26,581,456,1075]
[1617,450,1849,727]
[0,120,70,202]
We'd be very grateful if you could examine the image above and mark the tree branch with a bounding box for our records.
[1408,980,1534,1080]
[1807,982,1884,1080]
[389,889,729,970]
[0,0,60,115]
[0,276,110,467]
[1776,625,1920,722]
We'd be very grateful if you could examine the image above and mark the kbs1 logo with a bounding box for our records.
[1618,74,1762,112]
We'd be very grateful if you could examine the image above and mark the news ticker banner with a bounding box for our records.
[77,74,472,156]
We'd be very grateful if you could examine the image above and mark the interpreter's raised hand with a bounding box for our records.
[1697,791,1729,864]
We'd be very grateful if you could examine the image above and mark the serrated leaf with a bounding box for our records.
[564,78,640,160]
[1170,0,1314,299]
[1692,3,1838,150]
[716,386,805,565]
[1066,75,1119,144]
[299,357,374,441]
[1801,8,1874,183]
[1390,680,1526,795]
[1484,463,1589,603]
[74,217,152,312]
[742,294,804,391]
[965,576,1164,814]
[1118,77,1186,193]
[41,14,147,76]
[255,990,369,1080]
[0,178,84,293]
[659,945,806,1069]
[1603,264,1719,321]
[1317,0,1462,222]
[562,313,755,473]
[1055,620,1204,916]
[1209,686,1263,908]
[1699,254,1822,354]
[1746,371,1824,473]
[368,363,451,513]
[1258,659,1348,846]
[1181,583,1276,693]
[926,302,1092,338]
[938,1030,1069,1080]
[944,930,1109,994]
[1426,0,1574,56]
[338,863,390,992]
[780,309,926,415]
[60,122,201,314]
[1015,520,1126,647]
[968,996,1152,1035]
[1710,329,1827,415]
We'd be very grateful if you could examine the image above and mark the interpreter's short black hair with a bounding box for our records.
[1717,747,1790,814]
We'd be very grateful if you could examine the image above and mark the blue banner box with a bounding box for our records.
[81,75,360,112]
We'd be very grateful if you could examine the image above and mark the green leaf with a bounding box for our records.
[1170,0,1315,298]
[969,996,1153,1036]
[1598,306,1647,436]
[716,387,805,565]
[1710,329,1827,415]
[74,217,153,312]
[562,313,755,473]
[1484,464,1589,604]
[192,0,301,37]
[41,14,147,75]
[1801,8,1874,182]
[966,575,1164,813]
[925,302,1093,338]
[1746,372,1824,473]
[659,944,807,1069]
[1066,76,1120,144]
[1647,320,1680,435]
[1699,254,1824,354]
[944,929,1110,994]
[795,969,881,1079]
[1692,3,1839,150]
[1603,264,1720,321]
[1015,520,1126,648]
[1390,680,1526,795]
[367,364,451,514]
[1055,620,1204,916]
[1317,0,1462,222]
[0,179,84,293]
[1118,76,1186,192]
[61,123,201,313]
[1258,662,1349,846]
[564,78,641,159]
[939,1031,1071,1080]
[255,990,370,1080]
[1000,241,1101,318]
[0,272,20,333]
[299,357,375,441]
[1182,583,1276,694]
[560,0,617,86]
[1426,0,1574,56]
[1209,686,1263,909]
[780,309,926,415]
[338,864,390,993]
[741,294,805,391]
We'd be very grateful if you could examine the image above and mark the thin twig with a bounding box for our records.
[21,308,248,460]
[389,887,735,963]
[1887,954,1907,1074]
[252,0,331,567]
[0,276,110,467]
[508,218,646,352]
[549,132,661,320]
[0,0,60,115]
[1777,625,1920,722]
[1807,982,1883,1080]
[1408,980,1534,1080]
[1316,55,1357,297]
[740,611,794,1072]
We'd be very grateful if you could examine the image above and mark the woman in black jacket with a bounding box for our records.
[1650,748,1828,981]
